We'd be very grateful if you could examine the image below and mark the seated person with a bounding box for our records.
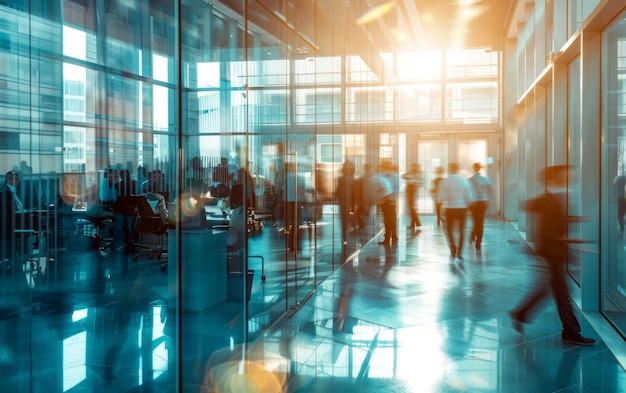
[101,168,119,203]
[212,157,233,187]
[142,169,168,195]
[0,170,43,257]
[141,192,169,225]
[136,166,149,194]
[227,184,245,252]
[83,190,116,242]
[117,169,135,198]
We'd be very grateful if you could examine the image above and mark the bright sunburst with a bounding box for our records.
[356,1,396,25]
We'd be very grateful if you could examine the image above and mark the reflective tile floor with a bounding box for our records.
[241,217,626,392]
[2,215,626,392]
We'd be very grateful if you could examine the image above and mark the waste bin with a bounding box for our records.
[227,269,254,302]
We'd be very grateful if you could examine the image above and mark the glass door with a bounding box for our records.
[417,137,490,216]
[284,147,318,310]
[417,139,448,215]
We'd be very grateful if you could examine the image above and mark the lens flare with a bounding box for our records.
[356,1,396,26]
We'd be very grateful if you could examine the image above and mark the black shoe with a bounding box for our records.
[508,311,524,334]
[562,334,596,346]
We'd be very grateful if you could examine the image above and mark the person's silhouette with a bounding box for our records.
[509,165,596,346]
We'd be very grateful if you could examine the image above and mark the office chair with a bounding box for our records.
[81,215,114,252]
[133,195,169,263]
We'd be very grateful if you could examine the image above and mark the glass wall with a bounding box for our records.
[602,8,626,340]
[0,0,502,390]
[568,56,582,284]
[506,0,626,357]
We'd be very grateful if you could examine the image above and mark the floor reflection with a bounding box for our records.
[0,215,625,392]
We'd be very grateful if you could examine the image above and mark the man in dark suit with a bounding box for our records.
[509,165,596,346]
[1,171,23,263]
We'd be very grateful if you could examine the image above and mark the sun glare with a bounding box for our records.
[356,1,396,25]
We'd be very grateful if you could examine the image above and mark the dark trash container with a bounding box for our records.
[227,269,254,302]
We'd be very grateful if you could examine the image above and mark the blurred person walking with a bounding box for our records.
[336,161,355,245]
[468,162,493,249]
[402,163,423,230]
[284,162,302,251]
[437,162,473,259]
[509,165,595,346]
[370,165,397,246]
[431,166,446,227]
[353,163,372,230]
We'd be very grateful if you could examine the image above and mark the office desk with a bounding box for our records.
[168,228,227,312]
[204,204,230,228]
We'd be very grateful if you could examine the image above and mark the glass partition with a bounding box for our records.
[567,56,582,283]
[602,8,626,340]
[0,0,504,390]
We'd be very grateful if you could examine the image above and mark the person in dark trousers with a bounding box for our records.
[370,165,397,246]
[402,163,423,229]
[469,162,493,249]
[353,163,373,230]
[431,166,445,227]
[437,162,473,260]
[284,162,301,251]
[1,170,23,264]
[509,165,596,346]
[336,161,355,245]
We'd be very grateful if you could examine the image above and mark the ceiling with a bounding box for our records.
[219,0,515,52]
[217,0,515,79]
[355,0,516,51]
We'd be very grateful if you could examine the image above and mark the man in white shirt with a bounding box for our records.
[469,162,493,250]
[437,162,474,259]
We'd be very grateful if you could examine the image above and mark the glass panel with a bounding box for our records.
[567,56,582,283]
[295,88,341,124]
[446,49,498,79]
[417,140,449,214]
[568,0,582,37]
[345,86,393,122]
[295,56,342,85]
[457,139,487,179]
[249,89,290,126]
[445,81,498,123]
[245,3,291,339]
[397,84,442,121]
[397,50,442,81]
[602,8,626,339]
[345,55,381,83]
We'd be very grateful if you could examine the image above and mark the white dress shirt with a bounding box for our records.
[437,174,474,208]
